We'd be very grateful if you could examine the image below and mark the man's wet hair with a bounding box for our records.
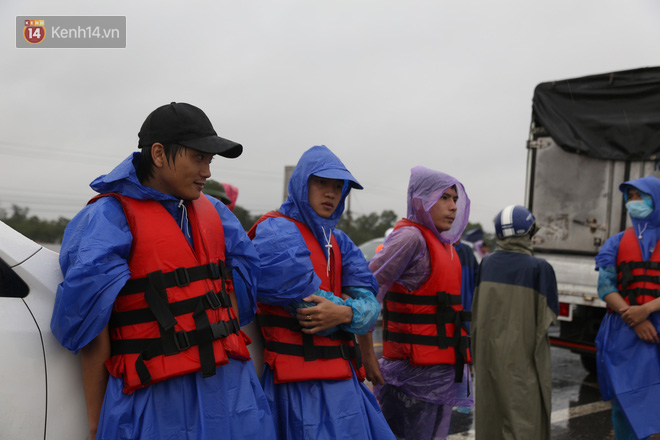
[136,143,187,183]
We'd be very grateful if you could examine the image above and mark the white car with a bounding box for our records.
[0,221,87,439]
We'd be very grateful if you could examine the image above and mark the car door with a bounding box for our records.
[0,256,47,439]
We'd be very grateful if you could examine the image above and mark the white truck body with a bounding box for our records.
[525,67,660,371]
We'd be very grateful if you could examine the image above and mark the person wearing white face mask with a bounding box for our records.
[595,176,660,440]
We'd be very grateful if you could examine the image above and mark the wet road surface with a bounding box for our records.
[370,325,616,439]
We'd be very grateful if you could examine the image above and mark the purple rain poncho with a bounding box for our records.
[370,166,473,440]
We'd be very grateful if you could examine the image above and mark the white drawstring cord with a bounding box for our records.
[321,226,333,276]
[638,222,648,240]
[178,200,191,239]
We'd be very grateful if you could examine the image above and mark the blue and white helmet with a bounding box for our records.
[494,205,536,239]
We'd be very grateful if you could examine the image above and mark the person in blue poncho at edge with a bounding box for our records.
[595,176,660,440]
[248,145,395,440]
[453,240,478,316]
[50,102,275,440]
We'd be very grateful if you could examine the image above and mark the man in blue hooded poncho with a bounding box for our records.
[595,176,660,440]
[249,145,395,440]
[50,102,275,440]
[369,167,473,440]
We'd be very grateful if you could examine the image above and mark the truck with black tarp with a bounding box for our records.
[525,67,660,374]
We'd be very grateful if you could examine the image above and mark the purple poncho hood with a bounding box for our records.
[407,166,470,243]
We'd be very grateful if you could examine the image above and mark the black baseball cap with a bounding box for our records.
[138,102,243,158]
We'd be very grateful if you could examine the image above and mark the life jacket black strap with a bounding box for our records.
[618,261,660,272]
[110,290,232,328]
[623,274,660,285]
[384,310,471,325]
[265,340,361,363]
[119,261,230,296]
[255,314,355,341]
[622,287,660,305]
[383,291,471,383]
[144,271,177,332]
[385,290,462,306]
[257,313,362,369]
[111,317,240,357]
[384,331,467,347]
[112,317,240,386]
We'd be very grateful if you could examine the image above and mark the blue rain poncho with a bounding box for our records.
[251,145,394,440]
[595,176,660,440]
[370,167,472,440]
[50,153,275,440]
[454,241,479,314]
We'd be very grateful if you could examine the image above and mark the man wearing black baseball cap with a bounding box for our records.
[51,102,275,439]
[138,102,243,157]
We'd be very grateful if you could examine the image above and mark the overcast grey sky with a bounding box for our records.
[2,0,659,233]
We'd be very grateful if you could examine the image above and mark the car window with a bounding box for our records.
[0,258,29,298]
[358,238,385,262]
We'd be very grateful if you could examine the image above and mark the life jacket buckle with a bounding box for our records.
[174,330,191,351]
[174,267,190,287]
[339,343,351,360]
[207,262,221,280]
[205,290,222,309]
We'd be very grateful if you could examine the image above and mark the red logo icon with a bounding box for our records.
[23,20,45,44]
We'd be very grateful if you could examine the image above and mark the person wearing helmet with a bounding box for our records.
[203,179,232,205]
[594,176,660,440]
[471,205,557,440]
[203,179,240,212]
[369,166,473,440]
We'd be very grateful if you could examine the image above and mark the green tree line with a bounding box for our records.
[1,205,70,244]
[2,204,493,250]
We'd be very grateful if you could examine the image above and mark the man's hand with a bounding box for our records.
[297,294,352,334]
[633,320,659,343]
[356,333,384,386]
[80,325,111,440]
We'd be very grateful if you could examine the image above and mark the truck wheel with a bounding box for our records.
[580,354,598,376]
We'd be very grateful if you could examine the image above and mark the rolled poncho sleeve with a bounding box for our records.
[368,227,428,302]
[252,217,320,306]
[215,200,261,326]
[51,197,132,352]
[595,232,624,300]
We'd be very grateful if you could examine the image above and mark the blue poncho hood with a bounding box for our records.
[90,152,181,202]
[620,175,660,230]
[279,145,362,246]
[407,166,470,244]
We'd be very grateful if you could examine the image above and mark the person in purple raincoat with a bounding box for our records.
[369,166,473,440]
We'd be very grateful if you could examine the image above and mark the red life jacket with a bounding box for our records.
[617,227,660,306]
[248,211,365,383]
[91,193,250,394]
[382,219,471,382]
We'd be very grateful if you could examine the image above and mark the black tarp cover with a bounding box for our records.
[532,67,660,161]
